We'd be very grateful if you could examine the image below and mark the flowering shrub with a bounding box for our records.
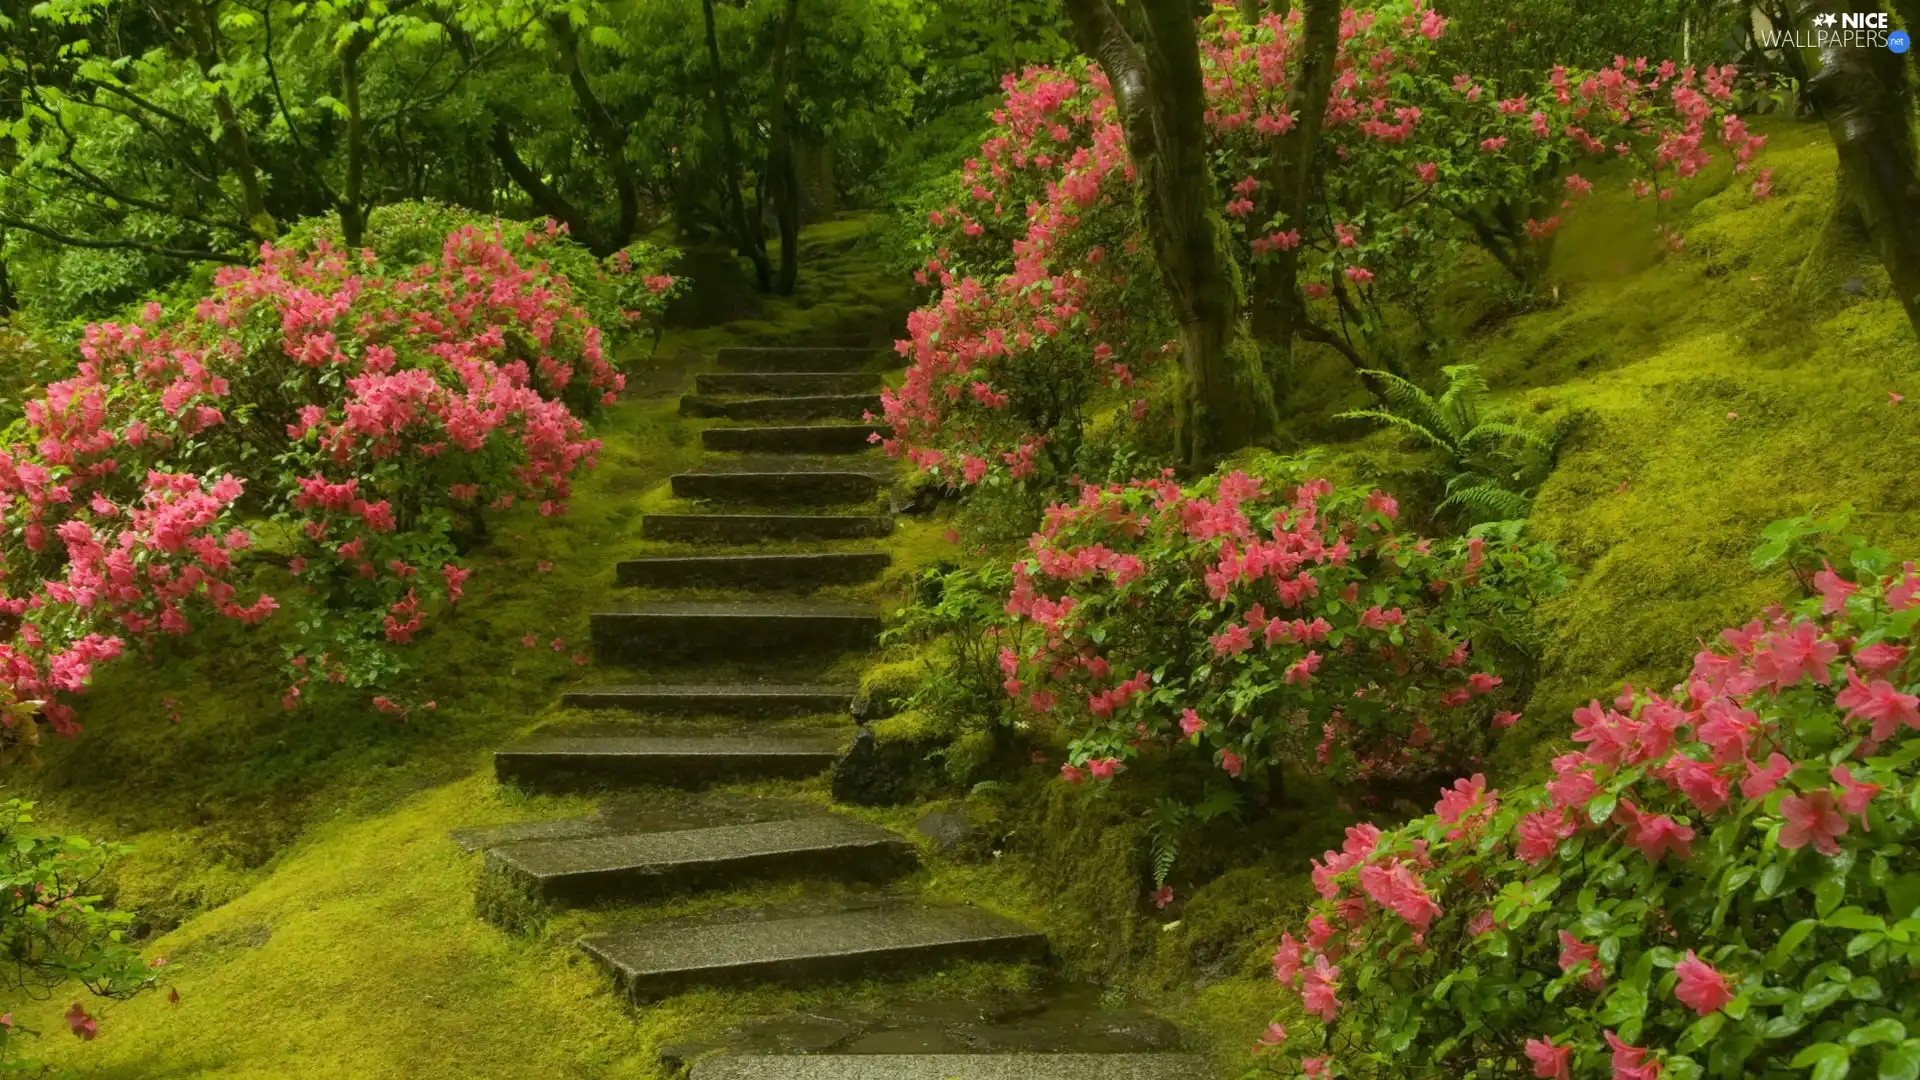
[0,217,673,738]
[0,795,160,1064]
[999,460,1559,801]
[1261,537,1920,1080]
[885,2,1768,489]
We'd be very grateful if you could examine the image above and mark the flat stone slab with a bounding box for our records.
[697,372,882,396]
[495,734,843,792]
[682,394,883,422]
[643,513,894,544]
[671,466,881,506]
[591,601,881,664]
[487,817,914,905]
[562,683,858,716]
[717,346,877,373]
[691,1056,1213,1080]
[583,905,1048,1000]
[616,552,891,589]
[704,424,885,455]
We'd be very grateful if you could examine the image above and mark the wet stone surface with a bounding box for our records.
[662,985,1187,1069]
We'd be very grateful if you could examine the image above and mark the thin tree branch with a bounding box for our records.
[0,214,248,264]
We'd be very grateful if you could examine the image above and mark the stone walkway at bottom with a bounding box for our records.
[459,333,1210,1077]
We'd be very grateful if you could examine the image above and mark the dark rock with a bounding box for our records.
[697,372,881,396]
[495,734,844,793]
[702,424,886,455]
[617,552,890,590]
[561,682,859,717]
[590,601,881,664]
[642,513,893,543]
[716,346,876,372]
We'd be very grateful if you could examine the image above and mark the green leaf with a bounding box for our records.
[1847,1020,1906,1049]
[1588,793,1618,825]
[1878,1042,1920,1080]
[1790,1043,1851,1080]
[1772,918,1820,966]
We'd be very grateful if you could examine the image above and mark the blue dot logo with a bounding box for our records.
[1892,30,1912,53]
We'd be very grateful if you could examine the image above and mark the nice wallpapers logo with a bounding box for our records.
[1758,10,1912,52]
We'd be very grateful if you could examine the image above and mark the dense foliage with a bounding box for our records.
[1262,527,1920,1079]
[0,210,676,744]
[0,794,159,1063]
[882,4,1770,491]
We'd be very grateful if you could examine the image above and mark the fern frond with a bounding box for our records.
[1359,369,1465,447]
[1439,483,1533,522]
[1461,420,1555,453]
[1333,408,1457,454]
[1435,365,1488,435]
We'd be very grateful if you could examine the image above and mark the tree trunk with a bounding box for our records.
[1248,0,1339,375]
[180,0,274,242]
[488,122,593,239]
[767,0,804,295]
[1804,0,1920,340]
[547,15,640,253]
[702,0,774,291]
[1793,165,1879,307]
[340,38,369,249]
[1063,0,1276,470]
[1236,0,1261,24]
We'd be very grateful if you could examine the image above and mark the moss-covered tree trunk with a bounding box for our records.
[767,0,804,296]
[179,0,274,243]
[702,0,774,292]
[1063,0,1276,470]
[1803,0,1920,341]
[1247,0,1339,383]
[547,16,641,255]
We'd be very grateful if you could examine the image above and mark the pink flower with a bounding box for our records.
[1835,665,1920,741]
[1255,1023,1287,1051]
[1814,564,1858,615]
[1493,710,1522,729]
[1153,885,1174,909]
[1514,808,1576,863]
[1220,749,1243,778]
[1180,708,1206,737]
[1087,756,1122,780]
[1832,765,1882,827]
[1526,1038,1572,1080]
[1779,790,1849,854]
[65,1002,96,1040]
[1300,955,1341,1021]
[1415,161,1438,184]
[1674,950,1734,1014]
[1344,266,1375,285]
[1741,752,1793,800]
[1480,136,1508,152]
[1467,908,1495,936]
[1271,932,1303,984]
[1854,642,1908,674]
[1558,931,1604,990]
[1284,651,1323,685]
[1303,1058,1331,1079]
[1060,764,1085,784]
[1606,1030,1660,1080]
[1613,800,1694,862]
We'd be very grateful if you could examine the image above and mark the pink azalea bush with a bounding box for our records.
[0,215,676,740]
[1261,542,1920,1079]
[886,2,1768,489]
[999,459,1559,797]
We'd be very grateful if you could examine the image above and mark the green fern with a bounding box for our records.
[1147,799,1187,888]
[1337,364,1570,525]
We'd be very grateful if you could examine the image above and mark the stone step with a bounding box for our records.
[591,601,881,664]
[643,513,893,544]
[561,683,857,716]
[495,734,843,792]
[615,552,890,589]
[487,817,915,906]
[717,346,876,373]
[696,372,882,397]
[786,333,873,349]
[703,424,884,455]
[671,464,882,506]
[681,394,883,422]
[690,1055,1214,1080]
[582,905,1048,1001]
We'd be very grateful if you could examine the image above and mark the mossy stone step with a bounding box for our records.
[681,394,883,422]
[591,601,881,664]
[643,514,893,544]
[561,683,857,716]
[670,463,882,505]
[616,552,890,589]
[703,424,885,455]
[486,817,914,905]
[582,905,1047,1001]
[717,346,877,372]
[696,372,881,397]
[690,1056,1213,1080]
[495,734,843,791]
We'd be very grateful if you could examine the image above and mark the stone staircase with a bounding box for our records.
[463,334,1210,1079]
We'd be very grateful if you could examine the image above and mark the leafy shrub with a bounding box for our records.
[0,219,676,740]
[998,459,1561,813]
[0,794,159,1064]
[1336,364,1572,524]
[1261,532,1920,1080]
[884,6,1769,491]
